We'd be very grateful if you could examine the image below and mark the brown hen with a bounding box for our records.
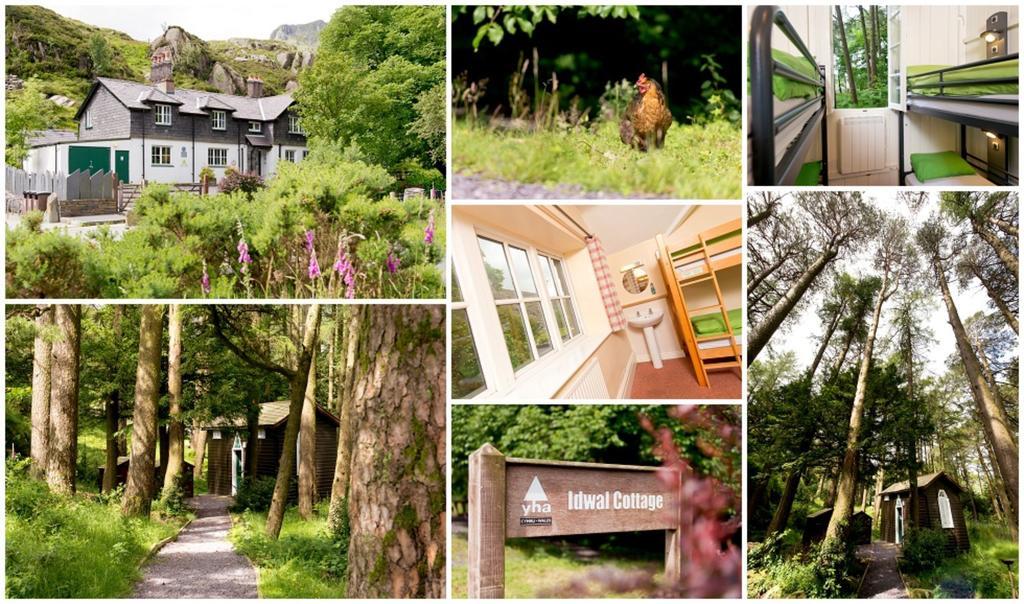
[619,73,673,151]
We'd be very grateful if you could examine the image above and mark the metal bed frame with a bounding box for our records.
[749,5,829,186]
[898,53,1019,185]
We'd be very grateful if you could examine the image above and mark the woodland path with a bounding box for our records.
[132,495,258,599]
[856,542,909,599]
[452,172,668,200]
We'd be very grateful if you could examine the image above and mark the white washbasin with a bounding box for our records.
[628,310,665,368]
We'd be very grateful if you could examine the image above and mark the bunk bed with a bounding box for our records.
[655,219,742,389]
[899,53,1019,185]
[749,5,829,186]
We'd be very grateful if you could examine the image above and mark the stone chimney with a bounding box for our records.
[246,75,264,99]
[150,51,174,94]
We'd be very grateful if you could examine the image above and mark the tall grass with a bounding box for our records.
[5,460,184,598]
[903,521,1018,598]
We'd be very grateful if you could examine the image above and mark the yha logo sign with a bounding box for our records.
[521,476,551,514]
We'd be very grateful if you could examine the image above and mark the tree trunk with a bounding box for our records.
[766,469,801,536]
[871,7,881,79]
[30,306,53,480]
[825,274,887,540]
[988,215,1018,238]
[192,421,207,481]
[933,258,1019,519]
[858,7,876,86]
[103,306,123,493]
[872,468,885,530]
[265,304,320,539]
[972,215,1019,281]
[46,305,81,495]
[245,404,259,478]
[162,304,185,497]
[836,7,859,104]
[346,305,445,598]
[122,305,166,517]
[328,308,361,535]
[809,299,845,379]
[327,317,336,411]
[749,248,838,363]
[749,253,792,293]
[298,348,318,520]
[970,263,1018,334]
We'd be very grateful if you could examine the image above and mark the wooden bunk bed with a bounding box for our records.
[899,53,1019,185]
[749,5,829,186]
[655,219,742,389]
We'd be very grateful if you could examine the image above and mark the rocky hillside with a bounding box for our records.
[270,20,325,49]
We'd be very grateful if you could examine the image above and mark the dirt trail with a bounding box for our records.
[856,542,908,599]
[132,495,258,599]
[452,172,669,200]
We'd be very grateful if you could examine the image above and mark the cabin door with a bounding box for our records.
[231,434,245,496]
[894,496,905,544]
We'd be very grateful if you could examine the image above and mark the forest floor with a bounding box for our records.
[856,543,908,599]
[132,495,257,598]
[452,120,742,200]
[900,522,1018,598]
[450,530,660,598]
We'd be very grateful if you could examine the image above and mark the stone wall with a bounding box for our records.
[58,198,118,217]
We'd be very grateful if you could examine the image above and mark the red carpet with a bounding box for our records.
[629,356,741,399]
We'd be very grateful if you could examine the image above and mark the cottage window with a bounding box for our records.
[452,269,486,398]
[248,121,262,133]
[302,150,309,160]
[257,428,266,440]
[84,110,93,130]
[538,254,582,343]
[210,110,226,130]
[284,150,296,163]
[212,430,222,440]
[937,489,954,528]
[154,104,172,126]
[208,148,228,167]
[151,145,171,166]
[288,114,304,134]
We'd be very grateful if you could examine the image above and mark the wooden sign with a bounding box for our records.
[468,444,681,598]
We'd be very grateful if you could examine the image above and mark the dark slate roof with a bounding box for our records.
[75,77,296,122]
[98,456,193,470]
[245,134,273,147]
[27,129,78,147]
[204,400,339,429]
[806,507,870,520]
[881,471,963,495]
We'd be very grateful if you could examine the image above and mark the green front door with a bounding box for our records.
[114,150,129,183]
[68,146,110,175]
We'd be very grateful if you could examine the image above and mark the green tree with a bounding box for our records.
[87,32,112,76]
[6,80,61,167]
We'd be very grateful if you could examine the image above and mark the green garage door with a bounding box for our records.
[68,146,110,175]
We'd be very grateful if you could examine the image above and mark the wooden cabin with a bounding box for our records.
[878,471,969,552]
[802,508,871,547]
[203,401,338,499]
[96,457,194,497]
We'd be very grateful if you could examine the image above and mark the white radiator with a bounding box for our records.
[839,115,886,174]
[562,358,609,400]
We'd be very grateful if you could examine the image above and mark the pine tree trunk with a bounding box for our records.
[749,254,791,293]
[192,422,207,481]
[265,304,320,539]
[858,7,876,86]
[766,469,801,536]
[298,348,318,520]
[809,299,845,378]
[988,215,1018,238]
[162,304,184,496]
[46,304,80,495]
[346,305,445,598]
[103,306,123,493]
[328,308,361,535]
[122,305,165,517]
[30,305,53,480]
[749,248,838,363]
[872,468,884,529]
[970,263,1018,334]
[972,215,1019,281]
[836,7,859,104]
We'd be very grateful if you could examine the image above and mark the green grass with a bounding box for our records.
[453,119,741,199]
[5,460,186,598]
[228,507,347,598]
[450,531,660,598]
[902,522,1018,599]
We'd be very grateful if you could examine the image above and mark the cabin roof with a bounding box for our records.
[881,471,963,495]
[806,507,869,520]
[204,400,339,429]
[98,456,194,470]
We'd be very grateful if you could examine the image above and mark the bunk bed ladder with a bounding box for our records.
[655,233,710,388]
[695,231,742,371]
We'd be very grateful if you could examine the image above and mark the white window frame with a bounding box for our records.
[284,149,296,163]
[208,147,228,167]
[212,430,222,440]
[888,7,905,111]
[248,121,262,133]
[151,145,171,166]
[210,110,226,130]
[257,428,266,440]
[84,110,93,130]
[154,104,172,126]
[288,114,304,134]
[894,495,904,544]
[538,253,583,343]
[451,268,488,399]
[937,489,954,528]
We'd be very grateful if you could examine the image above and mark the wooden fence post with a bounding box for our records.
[468,443,506,599]
[664,473,683,586]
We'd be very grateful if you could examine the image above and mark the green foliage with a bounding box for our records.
[691,54,741,125]
[158,473,192,517]
[747,529,793,571]
[5,459,182,598]
[229,476,278,513]
[901,527,949,571]
[229,507,346,598]
[5,79,64,167]
[832,6,888,109]
[460,5,640,50]
[5,387,32,456]
[453,119,740,199]
[902,522,1018,598]
[747,535,854,598]
[5,215,106,297]
[408,81,446,165]
[87,32,112,76]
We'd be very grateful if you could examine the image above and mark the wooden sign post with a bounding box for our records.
[468,444,681,598]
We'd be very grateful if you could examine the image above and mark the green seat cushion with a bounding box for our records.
[908,60,1018,96]
[691,309,742,337]
[910,151,976,182]
[795,161,821,186]
[771,48,820,100]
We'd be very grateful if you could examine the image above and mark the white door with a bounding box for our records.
[231,434,245,495]
[895,496,905,544]
[888,7,905,111]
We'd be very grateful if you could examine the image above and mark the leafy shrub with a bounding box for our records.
[747,529,792,571]
[158,472,192,517]
[230,476,278,513]
[901,527,948,572]
[812,535,852,598]
[219,167,265,197]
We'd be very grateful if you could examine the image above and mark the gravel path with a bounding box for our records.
[856,542,908,599]
[452,172,670,200]
[132,495,258,599]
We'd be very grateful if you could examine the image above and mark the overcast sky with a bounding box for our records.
[764,192,990,380]
[35,1,336,41]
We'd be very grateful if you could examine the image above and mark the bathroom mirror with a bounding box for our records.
[620,261,650,294]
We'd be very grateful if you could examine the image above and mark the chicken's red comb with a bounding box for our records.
[637,73,648,84]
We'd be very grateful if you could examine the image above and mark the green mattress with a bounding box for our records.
[908,59,1018,96]
[691,309,742,337]
[795,160,821,186]
[747,48,821,101]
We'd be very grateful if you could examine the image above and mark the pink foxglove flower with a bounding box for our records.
[237,238,251,264]
[304,230,315,252]
[386,249,400,274]
[201,262,211,295]
[308,252,321,279]
[424,209,435,245]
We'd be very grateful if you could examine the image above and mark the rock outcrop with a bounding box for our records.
[269,20,326,48]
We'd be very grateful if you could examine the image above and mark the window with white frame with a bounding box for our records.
[539,254,582,342]
[288,114,304,134]
[208,147,228,167]
[284,149,296,163]
[212,430,222,440]
[452,270,486,398]
[210,110,226,130]
[937,489,954,528]
[84,110,93,130]
[151,145,171,166]
[248,121,262,133]
[257,428,266,439]
[154,104,172,126]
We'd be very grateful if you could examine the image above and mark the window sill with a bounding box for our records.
[477,332,608,401]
